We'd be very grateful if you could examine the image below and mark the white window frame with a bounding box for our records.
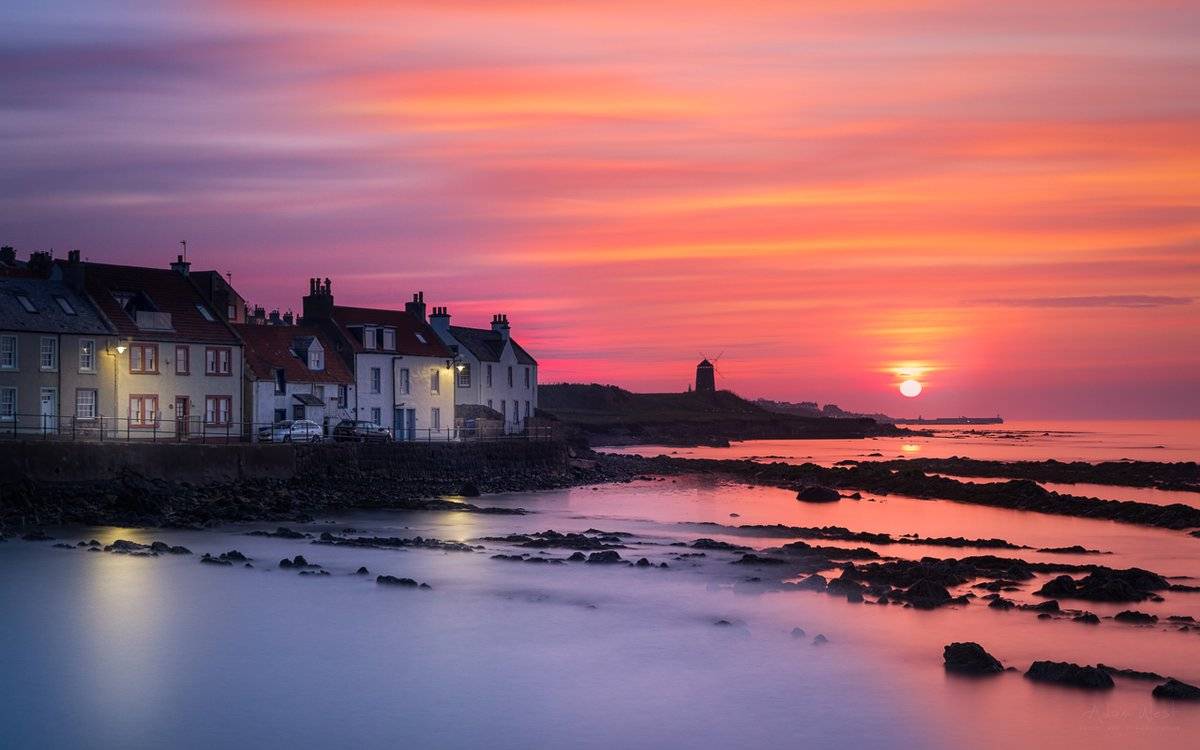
[40,336,58,371]
[75,388,97,420]
[370,367,382,394]
[364,327,377,350]
[0,386,15,421]
[78,338,96,373]
[430,369,440,395]
[308,349,323,371]
[431,407,440,431]
[397,368,410,395]
[0,335,16,370]
[457,364,470,388]
[382,328,395,351]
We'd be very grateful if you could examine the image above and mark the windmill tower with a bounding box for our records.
[695,357,716,392]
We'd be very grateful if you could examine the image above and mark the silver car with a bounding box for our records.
[258,419,323,443]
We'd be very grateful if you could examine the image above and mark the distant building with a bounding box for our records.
[695,359,715,392]
[0,251,116,434]
[301,281,456,439]
[429,306,538,433]
[236,322,354,434]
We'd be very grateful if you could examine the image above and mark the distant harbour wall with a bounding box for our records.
[0,440,572,488]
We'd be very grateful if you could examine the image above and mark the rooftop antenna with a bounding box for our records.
[179,240,187,262]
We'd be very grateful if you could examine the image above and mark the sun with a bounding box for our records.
[899,379,923,398]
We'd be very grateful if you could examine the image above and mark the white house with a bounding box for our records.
[301,281,456,440]
[236,322,354,435]
[429,307,538,433]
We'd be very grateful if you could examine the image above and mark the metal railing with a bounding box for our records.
[0,412,554,444]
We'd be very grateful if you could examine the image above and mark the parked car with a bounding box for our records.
[258,419,324,443]
[332,419,392,443]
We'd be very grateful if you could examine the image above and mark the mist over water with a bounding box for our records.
[2,421,1198,748]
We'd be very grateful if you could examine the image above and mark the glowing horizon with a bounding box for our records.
[3,1,1198,418]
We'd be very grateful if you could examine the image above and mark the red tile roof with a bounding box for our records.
[331,305,452,358]
[235,324,353,384]
[78,262,241,345]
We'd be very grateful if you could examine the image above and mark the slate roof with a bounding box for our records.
[0,268,113,335]
[79,262,241,345]
[331,305,451,358]
[235,324,353,384]
[448,325,537,365]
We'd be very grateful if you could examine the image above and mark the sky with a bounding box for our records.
[3,1,1199,419]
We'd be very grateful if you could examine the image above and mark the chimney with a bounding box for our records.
[282,310,294,326]
[268,309,282,325]
[28,251,53,277]
[491,313,510,341]
[170,254,190,277]
[0,246,15,267]
[301,276,334,322]
[429,305,451,334]
[405,291,427,323]
[62,249,85,291]
[252,305,267,325]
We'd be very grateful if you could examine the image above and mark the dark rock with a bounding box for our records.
[1024,600,1060,613]
[246,526,307,539]
[988,597,1016,610]
[812,634,828,645]
[714,619,733,627]
[567,552,587,561]
[200,553,232,566]
[791,627,806,638]
[1113,610,1157,624]
[220,550,248,562]
[794,574,828,592]
[1024,661,1114,690]
[586,550,623,564]
[634,558,651,567]
[796,486,841,503]
[52,543,73,549]
[1034,568,1169,603]
[355,566,370,575]
[299,570,330,576]
[732,553,787,566]
[691,538,750,552]
[901,579,953,609]
[943,642,1004,675]
[458,481,481,497]
[1097,664,1167,682]
[377,575,419,587]
[1153,679,1200,701]
[1073,612,1100,624]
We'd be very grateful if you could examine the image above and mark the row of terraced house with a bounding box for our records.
[0,246,539,441]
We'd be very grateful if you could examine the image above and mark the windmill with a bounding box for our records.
[695,351,725,393]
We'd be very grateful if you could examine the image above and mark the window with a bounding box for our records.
[204,396,232,426]
[370,407,381,425]
[487,399,492,410]
[486,364,493,388]
[457,363,470,388]
[274,408,287,423]
[431,407,440,431]
[0,387,15,420]
[195,303,216,322]
[78,339,95,373]
[205,347,231,376]
[314,385,325,402]
[274,368,286,395]
[396,368,409,395]
[501,400,507,419]
[40,337,57,371]
[308,349,323,371]
[524,367,531,388]
[513,400,519,422]
[129,395,158,427]
[337,384,348,408]
[55,296,77,315]
[507,366,514,388]
[525,401,531,418]
[129,343,158,374]
[364,327,377,349]
[16,294,36,313]
[175,345,190,375]
[0,335,16,370]
[414,332,427,344]
[430,370,440,395]
[227,304,237,320]
[75,389,97,420]
[382,328,395,350]
[370,367,382,394]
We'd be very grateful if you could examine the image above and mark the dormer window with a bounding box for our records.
[382,328,395,350]
[16,294,36,313]
[308,349,323,371]
[55,296,76,315]
[363,327,377,349]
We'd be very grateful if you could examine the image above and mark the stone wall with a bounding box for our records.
[0,439,569,488]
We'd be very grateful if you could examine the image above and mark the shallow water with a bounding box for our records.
[602,419,1200,465]
[3,472,1200,749]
